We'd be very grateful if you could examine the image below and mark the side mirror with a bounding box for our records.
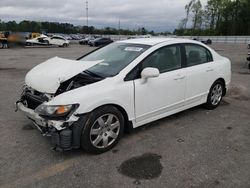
[141,67,160,79]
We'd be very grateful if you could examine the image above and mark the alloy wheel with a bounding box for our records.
[90,114,120,149]
[211,84,223,105]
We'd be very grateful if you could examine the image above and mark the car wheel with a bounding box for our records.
[205,80,224,110]
[63,43,67,47]
[81,106,124,154]
[44,40,49,45]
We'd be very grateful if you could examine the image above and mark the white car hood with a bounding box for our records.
[25,56,102,94]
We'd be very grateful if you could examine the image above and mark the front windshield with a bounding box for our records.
[79,43,150,77]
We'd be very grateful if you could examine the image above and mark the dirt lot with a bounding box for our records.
[0,43,249,188]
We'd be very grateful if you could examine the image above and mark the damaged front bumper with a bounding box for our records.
[16,101,87,151]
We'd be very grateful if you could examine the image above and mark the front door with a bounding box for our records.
[134,44,186,125]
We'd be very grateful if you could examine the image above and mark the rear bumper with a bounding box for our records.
[16,101,87,151]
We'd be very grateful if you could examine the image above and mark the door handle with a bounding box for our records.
[174,76,185,80]
[206,68,214,72]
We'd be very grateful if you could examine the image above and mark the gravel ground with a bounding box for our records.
[0,43,249,188]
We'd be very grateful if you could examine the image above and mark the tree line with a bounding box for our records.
[0,20,157,35]
[174,0,250,36]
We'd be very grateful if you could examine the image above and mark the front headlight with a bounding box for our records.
[35,104,79,118]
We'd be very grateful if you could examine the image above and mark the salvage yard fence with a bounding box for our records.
[172,36,250,44]
[97,35,250,44]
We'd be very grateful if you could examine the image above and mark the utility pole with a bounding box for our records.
[118,19,121,39]
[86,0,89,27]
[118,19,120,31]
[85,0,89,35]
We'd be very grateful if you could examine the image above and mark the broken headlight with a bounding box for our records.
[35,104,79,118]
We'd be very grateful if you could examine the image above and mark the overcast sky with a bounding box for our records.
[0,0,208,32]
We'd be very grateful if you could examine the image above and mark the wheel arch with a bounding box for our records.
[213,78,226,96]
[91,104,133,133]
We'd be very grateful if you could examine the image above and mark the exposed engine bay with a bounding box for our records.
[56,71,104,95]
[20,70,104,110]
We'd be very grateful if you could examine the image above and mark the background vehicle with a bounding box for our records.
[79,38,88,45]
[88,37,113,47]
[17,38,231,154]
[48,35,70,47]
[70,34,82,40]
[201,39,212,45]
[26,35,69,47]
[79,36,99,45]
[26,34,49,46]
[193,38,212,45]
[247,52,250,69]
[30,32,41,39]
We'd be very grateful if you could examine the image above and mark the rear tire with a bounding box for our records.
[81,106,124,154]
[205,80,224,110]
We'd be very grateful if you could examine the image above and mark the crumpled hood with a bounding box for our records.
[25,56,102,94]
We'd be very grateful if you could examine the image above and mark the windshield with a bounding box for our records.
[79,43,150,77]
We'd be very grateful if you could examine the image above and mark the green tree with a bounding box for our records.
[191,0,203,29]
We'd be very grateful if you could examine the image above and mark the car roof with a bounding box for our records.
[118,37,196,46]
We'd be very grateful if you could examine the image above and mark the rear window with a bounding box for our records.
[185,44,213,66]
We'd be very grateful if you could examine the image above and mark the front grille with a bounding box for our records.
[21,89,48,110]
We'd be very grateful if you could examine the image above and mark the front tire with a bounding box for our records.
[205,80,224,110]
[44,40,49,45]
[81,106,124,154]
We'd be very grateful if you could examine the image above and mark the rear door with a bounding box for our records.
[184,44,216,106]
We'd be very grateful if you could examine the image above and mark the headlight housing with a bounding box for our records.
[35,104,79,118]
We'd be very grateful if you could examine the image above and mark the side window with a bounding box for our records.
[141,45,182,73]
[185,44,213,67]
[52,37,62,40]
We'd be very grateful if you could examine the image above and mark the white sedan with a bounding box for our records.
[16,38,231,153]
[26,35,69,47]
[47,35,69,47]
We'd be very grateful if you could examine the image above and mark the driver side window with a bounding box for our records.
[142,45,182,73]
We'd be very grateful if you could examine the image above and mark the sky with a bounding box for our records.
[0,0,208,32]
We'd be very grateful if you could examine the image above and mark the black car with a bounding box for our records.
[201,39,212,45]
[89,38,113,47]
[193,38,212,45]
[247,52,250,69]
